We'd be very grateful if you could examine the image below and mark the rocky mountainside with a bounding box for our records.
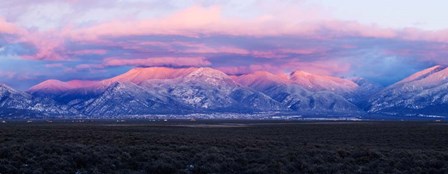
[0,84,70,117]
[234,71,362,115]
[289,71,359,95]
[369,65,448,115]
[2,65,448,118]
[24,67,285,116]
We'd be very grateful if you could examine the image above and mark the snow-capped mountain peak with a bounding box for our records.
[9,65,448,118]
[0,83,17,93]
[397,65,447,85]
[1,84,30,98]
[183,67,233,84]
[234,71,290,90]
[289,70,358,93]
[392,65,448,89]
[29,79,100,94]
[369,65,448,115]
[28,79,68,93]
[103,67,198,85]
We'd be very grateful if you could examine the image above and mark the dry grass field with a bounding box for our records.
[0,120,447,173]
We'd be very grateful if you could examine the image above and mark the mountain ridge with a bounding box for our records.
[369,65,448,115]
[1,65,448,118]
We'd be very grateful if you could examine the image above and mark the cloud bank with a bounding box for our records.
[0,0,447,89]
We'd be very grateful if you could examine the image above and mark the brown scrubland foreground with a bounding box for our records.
[0,120,447,173]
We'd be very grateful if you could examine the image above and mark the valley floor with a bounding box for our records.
[0,120,447,173]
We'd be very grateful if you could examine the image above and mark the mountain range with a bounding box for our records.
[1,65,448,118]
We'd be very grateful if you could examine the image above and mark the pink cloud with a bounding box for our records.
[251,51,287,59]
[6,4,448,64]
[0,71,36,81]
[103,57,211,67]
[71,49,107,55]
[62,4,448,44]
[0,18,20,34]
[0,18,68,61]
[19,32,66,60]
[285,61,352,76]
[64,5,336,40]
[61,65,107,73]
[173,42,326,59]
[383,44,448,65]
[2,3,448,84]
[67,6,224,40]
[279,48,327,55]
[218,64,288,75]
[218,60,351,76]
[183,43,250,55]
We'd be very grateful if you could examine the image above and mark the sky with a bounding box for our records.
[1,0,448,90]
